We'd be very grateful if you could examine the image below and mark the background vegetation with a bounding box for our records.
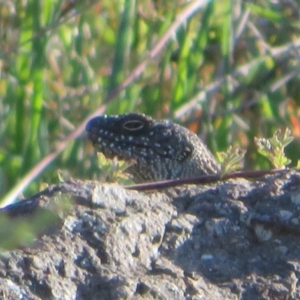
[1,0,300,205]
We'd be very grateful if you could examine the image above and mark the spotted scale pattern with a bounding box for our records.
[86,113,220,182]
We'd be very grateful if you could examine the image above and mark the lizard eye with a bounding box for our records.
[123,120,144,131]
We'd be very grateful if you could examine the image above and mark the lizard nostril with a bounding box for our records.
[85,118,95,132]
[86,117,102,133]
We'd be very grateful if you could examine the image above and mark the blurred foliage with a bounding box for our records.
[0,193,72,250]
[0,210,59,250]
[1,0,300,203]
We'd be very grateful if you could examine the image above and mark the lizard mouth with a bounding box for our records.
[86,130,128,160]
[86,128,150,161]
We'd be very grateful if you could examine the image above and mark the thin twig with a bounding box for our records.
[126,168,290,191]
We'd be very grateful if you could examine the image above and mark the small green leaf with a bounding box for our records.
[254,128,294,168]
[217,146,246,176]
[96,153,134,184]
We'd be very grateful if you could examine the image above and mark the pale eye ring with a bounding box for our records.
[123,120,144,131]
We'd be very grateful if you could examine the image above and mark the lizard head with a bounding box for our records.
[85,113,195,181]
[86,113,194,161]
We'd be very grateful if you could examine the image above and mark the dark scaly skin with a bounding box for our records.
[86,113,220,182]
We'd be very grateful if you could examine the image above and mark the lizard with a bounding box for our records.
[85,113,220,182]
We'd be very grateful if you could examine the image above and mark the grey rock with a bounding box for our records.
[0,170,300,299]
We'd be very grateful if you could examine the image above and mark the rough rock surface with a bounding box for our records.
[1,170,300,300]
